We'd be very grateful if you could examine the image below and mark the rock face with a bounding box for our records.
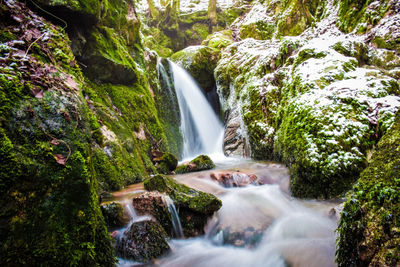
[0,1,115,265]
[223,108,250,157]
[175,155,216,174]
[144,175,222,236]
[0,0,181,265]
[214,0,400,198]
[336,112,400,266]
[116,219,170,262]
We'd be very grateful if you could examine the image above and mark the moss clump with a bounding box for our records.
[144,174,221,214]
[171,45,220,93]
[154,152,178,174]
[175,155,216,174]
[336,112,400,266]
[101,202,127,228]
[336,0,392,33]
[201,31,233,50]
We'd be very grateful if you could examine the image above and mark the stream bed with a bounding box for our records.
[105,158,341,267]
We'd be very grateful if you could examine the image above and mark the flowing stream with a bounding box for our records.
[107,61,339,266]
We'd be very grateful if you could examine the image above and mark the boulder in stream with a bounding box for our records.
[101,202,129,228]
[210,171,260,187]
[143,175,222,236]
[116,219,170,263]
[151,150,178,174]
[132,192,173,235]
[175,154,216,174]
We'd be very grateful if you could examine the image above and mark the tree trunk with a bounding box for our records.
[208,0,217,26]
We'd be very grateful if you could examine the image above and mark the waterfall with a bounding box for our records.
[169,61,224,160]
[162,195,184,239]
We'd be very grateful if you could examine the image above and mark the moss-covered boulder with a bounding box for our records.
[132,192,173,235]
[101,202,128,228]
[175,155,216,174]
[171,45,220,93]
[151,150,178,174]
[144,175,222,236]
[201,31,234,50]
[116,219,170,262]
[336,112,400,266]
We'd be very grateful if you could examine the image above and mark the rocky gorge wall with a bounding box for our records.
[0,0,182,265]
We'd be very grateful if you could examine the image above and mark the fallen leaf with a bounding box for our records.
[64,75,79,91]
[31,87,44,98]
[54,154,66,165]
[50,139,60,145]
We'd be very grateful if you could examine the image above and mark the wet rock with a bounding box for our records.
[144,175,222,236]
[171,45,220,94]
[175,155,215,174]
[101,202,129,228]
[210,171,259,187]
[223,108,250,157]
[328,202,345,221]
[132,192,173,235]
[151,150,178,174]
[116,219,170,263]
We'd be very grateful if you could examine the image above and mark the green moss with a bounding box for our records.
[336,112,400,266]
[202,31,233,50]
[101,202,126,228]
[171,45,220,93]
[116,219,170,262]
[144,174,222,214]
[175,155,215,174]
[336,0,392,33]
[155,152,178,174]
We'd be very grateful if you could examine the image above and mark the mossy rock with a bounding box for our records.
[144,174,221,215]
[336,0,392,33]
[143,174,222,236]
[336,112,400,266]
[116,219,170,262]
[175,155,216,174]
[201,31,233,50]
[171,45,220,93]
[101,202,128,228]
[153,151,178,174]
[0,2,115,265]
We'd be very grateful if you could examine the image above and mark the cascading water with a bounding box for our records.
[162,195,184,239]
[157,162,338,267]
[169,61,224,160]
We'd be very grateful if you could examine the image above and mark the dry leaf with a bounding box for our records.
[32,87,44,98]
[50,139,60,145]
[54,154,66,165]
[64,75,79,91]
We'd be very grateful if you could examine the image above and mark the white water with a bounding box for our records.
[162,195,184,239]
[159,167,338,267]
[169,61,224,160]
